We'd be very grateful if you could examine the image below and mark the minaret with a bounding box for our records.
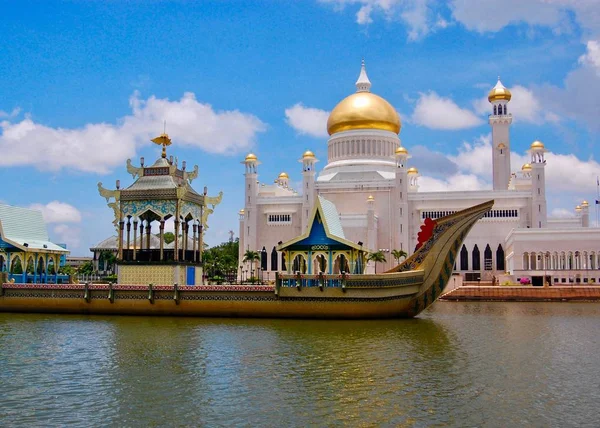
[394,145,410,253]
[242,153,260,255]
[238,208,245,279]
[300,150,318,232]
[529,140,547,228]
[488,77,513,190]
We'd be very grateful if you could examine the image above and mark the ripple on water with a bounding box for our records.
[1,303,600,427]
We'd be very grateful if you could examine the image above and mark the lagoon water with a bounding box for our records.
[1,302,600,427]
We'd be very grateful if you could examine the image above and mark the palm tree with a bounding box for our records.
[366,251,387,274]
[243,250,260,282]
[391,249,408,266]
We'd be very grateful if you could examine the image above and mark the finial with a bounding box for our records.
[356,59,371,93]
[151,133,172,158]
[498,75,501,81]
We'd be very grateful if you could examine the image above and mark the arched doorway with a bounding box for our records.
[292,254,307,274]
[312,254,327,274]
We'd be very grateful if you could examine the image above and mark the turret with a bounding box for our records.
[300,150,317,232]
[581,200,590,227]
[529,140,547,228]
[407,167,419,192]
[488,77,513,190]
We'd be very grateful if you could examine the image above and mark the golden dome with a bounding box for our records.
[245,153,258,161]
[488,78,512,103]
[278,172,289,179]
[530,140,544,150]
[407,167,419,174]
[522,163,532,171]
[327,92,401,135]
[367,195,374,202]
[576,205,582,211]
[395,146,408,155]
[302,150,315,158]
[582,200,589,207]
[239,209,245,214]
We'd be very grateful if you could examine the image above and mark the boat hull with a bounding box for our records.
[0,284,421,319]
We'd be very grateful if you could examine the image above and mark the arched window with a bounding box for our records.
[503,105,507,114]
[261,247,268,271]
[484,244,493,270]
[496,245,505,271]
[472,245,481,271]
[271,247,278,271]
[460,245,469,270]
[493,105,497,115]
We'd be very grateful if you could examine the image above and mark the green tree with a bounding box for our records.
[203,239,239,282]
[366,251,387,274]
[243,249,260,282]
[58,265,74,275]
[99,251,117,273]
[163,232,175,245]
[79,261,94,275]
[391,249,408,265]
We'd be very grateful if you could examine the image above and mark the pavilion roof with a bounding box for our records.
[0,204,69,254]
[277,196,362,252]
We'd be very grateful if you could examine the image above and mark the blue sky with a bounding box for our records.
[1,0,599,255]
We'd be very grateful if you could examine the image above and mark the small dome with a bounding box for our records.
[582,200,589,207]
[522,163,532,171]
[245,153,258,161]
[407,167,419,174]
[575,205,582,211]
[302,150,315,158]
[239,209,245,214]
[395,146,408,155]
[367,195,374,202]
[530,140,545,150]
[488,78,512,102]
[497,142,506,149]
[278,172,289,179]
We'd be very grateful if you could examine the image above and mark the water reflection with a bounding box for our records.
[1,303,600,427]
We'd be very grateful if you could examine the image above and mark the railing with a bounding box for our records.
[277,273,347,289]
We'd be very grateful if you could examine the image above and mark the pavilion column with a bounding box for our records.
[199,224,204,265]
[33,257,37,284]
[126,218,131,260]
[183,222,188,254]
[192,223,198,263]
[146,222,151,251]
[174,220,180,261]
[133,219,138,261]
[140,222,145,251]
[159,220,165,261]
[118,220,125,260]
[44,257,49,284]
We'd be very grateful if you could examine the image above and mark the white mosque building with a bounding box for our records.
[239,62,600,286]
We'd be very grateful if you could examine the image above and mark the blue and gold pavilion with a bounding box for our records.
[277,196,366,275]
[98,134,222,285]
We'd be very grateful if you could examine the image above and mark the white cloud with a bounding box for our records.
[419,173,489,192]
[0,107,20,119]
[450,0,600,36]
[29,201,82,224]
[53,224,82,249]
[320,0,438,40]
[0,92,266,174]
[578,40,600,75]
[412,92,483,130]
[550,208,575,218]
[285,103,330,138]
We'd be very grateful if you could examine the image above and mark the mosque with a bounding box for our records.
[239,62,600,286]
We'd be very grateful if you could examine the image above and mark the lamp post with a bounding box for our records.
[239,265,243,284]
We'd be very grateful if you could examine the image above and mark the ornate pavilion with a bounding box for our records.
[0,204,69,283]
[98,134,222,285]
[277,196,365,275]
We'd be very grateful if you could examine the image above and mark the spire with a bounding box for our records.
[355,59,371,93]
